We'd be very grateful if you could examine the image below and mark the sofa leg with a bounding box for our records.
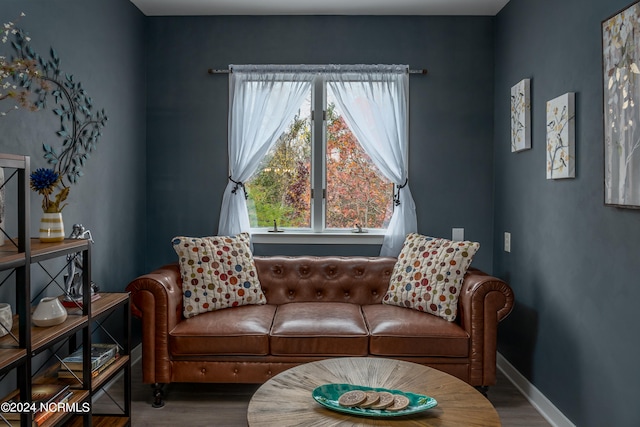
[475,386,489,397]
[152,383,165,408]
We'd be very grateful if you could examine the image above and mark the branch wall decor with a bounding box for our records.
[8,24,108,188]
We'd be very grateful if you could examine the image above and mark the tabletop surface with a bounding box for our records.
[247,357,501,427]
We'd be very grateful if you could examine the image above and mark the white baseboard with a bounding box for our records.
[496,352,575,427]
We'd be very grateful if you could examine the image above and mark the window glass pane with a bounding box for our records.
[245,91,312,228]
[325,90,394,230]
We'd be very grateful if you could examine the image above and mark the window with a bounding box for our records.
[245,79,394,232]
[219,64,415,256]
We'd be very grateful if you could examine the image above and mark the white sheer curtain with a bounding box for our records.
[218,65,313,236]
[326,65,416,256]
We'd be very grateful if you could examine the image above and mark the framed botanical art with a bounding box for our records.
[546,93,575,180]
[511,78,531,152]
[603,1,640,207]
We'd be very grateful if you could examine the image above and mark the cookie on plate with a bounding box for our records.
[369,391,394,409]
[338,390,367,407]
[386,394,410,411]
[359,391,380,408]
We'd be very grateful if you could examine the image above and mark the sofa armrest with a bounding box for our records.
[458,267,514,386]
[125,263,182,384]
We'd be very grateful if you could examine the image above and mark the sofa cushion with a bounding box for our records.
[254,256,396,306]
[383,233,479,321]
[362,304,469,357]
[270,302,369,356]
[172,233,266,318]
[169,304,277,356]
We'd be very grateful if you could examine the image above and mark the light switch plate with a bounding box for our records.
[504,232,511,252]
[452,228,464,241]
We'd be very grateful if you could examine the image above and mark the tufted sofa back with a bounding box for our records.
[254,256,396,306]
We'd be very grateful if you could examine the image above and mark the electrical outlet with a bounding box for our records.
[504,232,511,252]
[452,228,464,241]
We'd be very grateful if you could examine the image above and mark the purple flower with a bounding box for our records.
[29,168,59,194]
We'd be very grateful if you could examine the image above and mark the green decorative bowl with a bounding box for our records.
[312,383,438,418]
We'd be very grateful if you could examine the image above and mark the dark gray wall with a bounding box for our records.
[5,2,634,424]
[494,0,640,425]
[0,1,146,300]
[145,15,496,272]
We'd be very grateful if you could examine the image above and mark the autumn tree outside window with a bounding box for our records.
[245,82,394,232]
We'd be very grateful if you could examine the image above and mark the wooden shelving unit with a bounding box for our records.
[0,154,131,426]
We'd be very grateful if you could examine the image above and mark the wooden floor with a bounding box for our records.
[93,356,551,426]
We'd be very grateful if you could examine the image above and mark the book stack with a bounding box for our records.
[0,383,73,426]
[58,343,119,380]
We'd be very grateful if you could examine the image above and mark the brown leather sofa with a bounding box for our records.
[126,256,514,407]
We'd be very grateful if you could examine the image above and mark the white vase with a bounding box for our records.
[0,303,12,337]
[39,212,65,243]
[32,297,67,327]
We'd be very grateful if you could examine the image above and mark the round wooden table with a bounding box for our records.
[247,357,501,426]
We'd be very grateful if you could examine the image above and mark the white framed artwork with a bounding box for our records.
[546,92,575,179]
[510,78,531,152]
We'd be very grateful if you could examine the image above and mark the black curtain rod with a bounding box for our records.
[207,68,428,75]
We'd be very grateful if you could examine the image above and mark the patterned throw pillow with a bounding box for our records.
[172,233,266,318]
[383,233,479,321]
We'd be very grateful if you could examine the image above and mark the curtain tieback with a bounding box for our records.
[229,176,248,200]
[394,178,408,206]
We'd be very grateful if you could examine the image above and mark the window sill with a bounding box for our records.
[250,229,385,245]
